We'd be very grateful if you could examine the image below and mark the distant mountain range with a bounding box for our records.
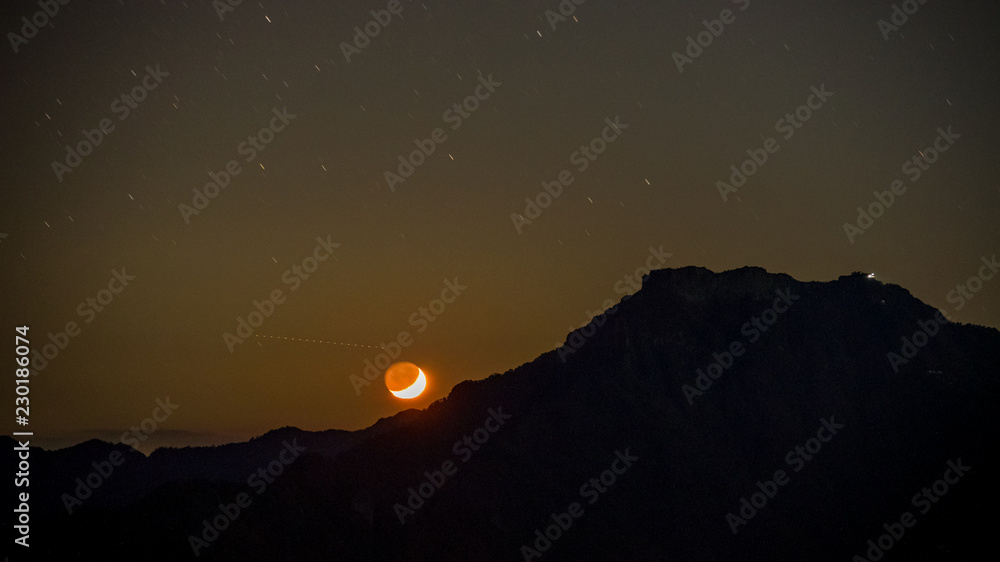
[30,429,254,456]
[10,267,1000,561]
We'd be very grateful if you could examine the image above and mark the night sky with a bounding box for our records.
[3,0,998,450]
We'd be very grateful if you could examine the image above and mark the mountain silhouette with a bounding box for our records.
[11,266,1000,561]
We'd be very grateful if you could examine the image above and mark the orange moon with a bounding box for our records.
[385,361,427,399]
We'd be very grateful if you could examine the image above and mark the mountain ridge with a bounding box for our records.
[15,266,1000,560]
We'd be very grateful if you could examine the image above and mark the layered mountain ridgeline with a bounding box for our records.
[18,267,1000,561]
[4,410,424,519]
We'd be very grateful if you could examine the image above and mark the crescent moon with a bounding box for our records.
[390,368,427,399]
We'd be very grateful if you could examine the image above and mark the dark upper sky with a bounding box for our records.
[2,0,998,448]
